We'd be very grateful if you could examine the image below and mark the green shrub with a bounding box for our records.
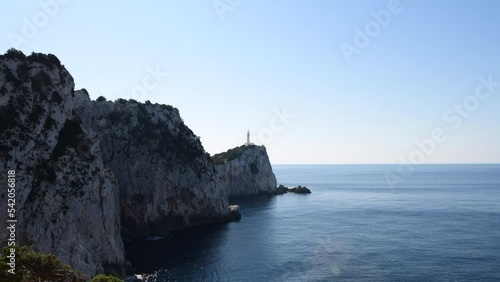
[3,65,17,83]
[212,145,256,165]
[30,70,52,93]
[27,52,61,70]
[47,54,61,67]
[43,117,56,131]
[51,91,63,104]
[16,63,30,83]
[28,105,45,124]
[50,119,84,161]
[0,245,86,282]
[1,50,62,70]
[34,160,57,184]
[160,104,173,111]
[1,48,26,60]
[108,111,131,124]
[3,64,22,87]
[80,88,89,96]
[90,274,122,282]
[0,101,17,132]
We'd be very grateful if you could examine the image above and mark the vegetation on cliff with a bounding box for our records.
[0,246,123,282]
[1,49,125,279]
[0,49,235,277]
[211,144,257,165]
[0,246,85,282]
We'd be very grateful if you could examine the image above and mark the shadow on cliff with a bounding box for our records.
[124,196,277,275]
[229,194,278,213]
[124,222,230,274]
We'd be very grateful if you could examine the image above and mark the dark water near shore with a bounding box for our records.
[125,164,500,281]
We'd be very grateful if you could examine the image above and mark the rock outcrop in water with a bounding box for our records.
[212,145,278,197]
[0,50,125,278]
[228,205,242,220]
[274,184,311,194]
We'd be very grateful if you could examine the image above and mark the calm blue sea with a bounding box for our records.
[125,164,500,281]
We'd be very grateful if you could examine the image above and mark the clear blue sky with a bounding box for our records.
[1,0,499,164]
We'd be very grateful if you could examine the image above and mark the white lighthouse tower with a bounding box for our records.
[245,130,254,146]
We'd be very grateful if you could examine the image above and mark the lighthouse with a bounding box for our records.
[245,130,254,146]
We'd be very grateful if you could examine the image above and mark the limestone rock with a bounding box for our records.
[273,184,312,194]
[0,49,241,278]
[0,50,125,279]
[73,89,232,239]
[290,185,311,194]
[124,274,145,281]
[213,145,277,197]
[274,184,289,194]
[229,205,241,220]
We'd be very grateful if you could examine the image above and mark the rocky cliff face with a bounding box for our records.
[213,145,277,197]
[0,50,124,278]
[73,92,231,239]
[0,49,234,278]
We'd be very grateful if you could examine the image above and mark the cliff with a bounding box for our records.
[73,91,232,239]
[213,145,277,197]
[0,49,234,278]
[0,50,124,278]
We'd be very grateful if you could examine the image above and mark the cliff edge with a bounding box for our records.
[0,49,235,278]
[0,50,125,278]
[212,145,277,197]
[73,91,232,239]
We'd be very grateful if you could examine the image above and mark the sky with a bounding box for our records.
[1,0,499,164]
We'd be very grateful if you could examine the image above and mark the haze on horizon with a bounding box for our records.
[1,0,499,164]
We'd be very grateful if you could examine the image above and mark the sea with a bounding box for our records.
[125,164,500,282]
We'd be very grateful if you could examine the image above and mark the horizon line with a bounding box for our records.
[272,162,500,166]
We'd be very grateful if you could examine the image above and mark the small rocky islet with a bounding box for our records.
[274,184,312,195]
